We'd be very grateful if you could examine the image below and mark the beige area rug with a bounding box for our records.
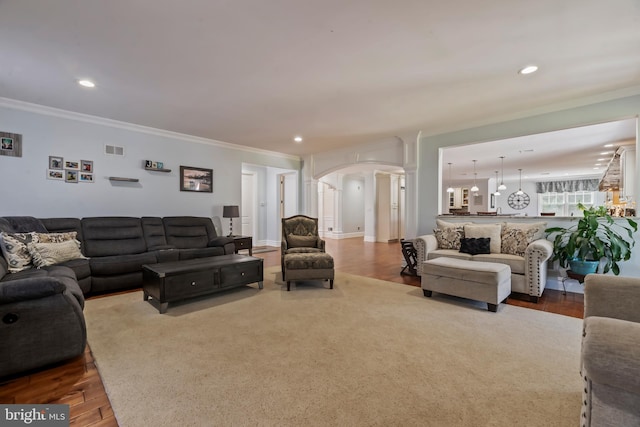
[84,267,582,426]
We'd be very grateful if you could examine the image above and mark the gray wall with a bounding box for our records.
[0,102,300,235]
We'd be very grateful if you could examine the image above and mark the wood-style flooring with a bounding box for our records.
[0,238,584,426]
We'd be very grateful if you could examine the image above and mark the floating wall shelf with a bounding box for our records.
[144,167,172,173]
[109,177,139,182]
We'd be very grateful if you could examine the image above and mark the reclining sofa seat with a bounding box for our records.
[162,216,235,259]
[0,217,86,378]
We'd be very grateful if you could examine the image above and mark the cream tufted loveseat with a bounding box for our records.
[414,220,553,302]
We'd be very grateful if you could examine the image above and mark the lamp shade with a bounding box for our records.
[223,205,239,218]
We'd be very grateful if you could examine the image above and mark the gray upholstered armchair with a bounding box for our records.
[581,274,640,426]
[281,215,325,276]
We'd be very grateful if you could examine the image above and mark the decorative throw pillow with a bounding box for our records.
[501,222,546,243]
[28,239,87,268]
[501,226,543,257]
[0,232,35,272]
[433,227,463,250]
[459,237,491,255]
[463,224,502,254]
[287,234,318,248]
[32,231,78,244]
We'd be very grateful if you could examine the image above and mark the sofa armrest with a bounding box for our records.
[207,237,234,247]
[0,277,65,304]
[414,235,438,276]
[583,316,640,395]
[523,239,553,298]
[584,275,640,323]
[317,238,326,252]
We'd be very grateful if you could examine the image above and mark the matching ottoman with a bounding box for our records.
[422,257,511,312]
[283,252,334,291]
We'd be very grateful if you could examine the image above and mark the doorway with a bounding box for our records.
[241,172,257,238]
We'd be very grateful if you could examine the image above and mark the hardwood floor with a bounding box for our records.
[0,238,584,426]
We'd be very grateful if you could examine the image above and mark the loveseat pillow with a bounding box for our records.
[433,227,463,250]
[463,224,502,254]
[459,237,491,255]
[501,222,546,257]
[32,231,78,244]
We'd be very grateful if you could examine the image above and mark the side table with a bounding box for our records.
[232,235,253,256]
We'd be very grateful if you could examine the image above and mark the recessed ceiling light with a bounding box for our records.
[597,158,606,161]
[293,136,303,143]
[600,151,612,155]
[604,144,614,147]
[78,79,95,88]
[518,65,538,75]
[593,167,600,170]
[595,163,602,166]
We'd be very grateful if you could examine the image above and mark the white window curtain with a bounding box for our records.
[536,179,600,193]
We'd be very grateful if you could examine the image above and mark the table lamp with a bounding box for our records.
[223,205,240,237]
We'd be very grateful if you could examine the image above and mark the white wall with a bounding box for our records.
[0,101,300,238]
[341,175,365,234]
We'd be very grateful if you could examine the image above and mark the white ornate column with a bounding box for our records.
[402,131,420,239]
[333,173,344,236]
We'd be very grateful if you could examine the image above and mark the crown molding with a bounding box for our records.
[0,97,300,162]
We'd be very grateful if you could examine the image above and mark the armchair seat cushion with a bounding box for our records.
[285,247,323,255]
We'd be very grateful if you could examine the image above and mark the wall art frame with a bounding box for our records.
[0,131,22,157]
[180,166,213,193]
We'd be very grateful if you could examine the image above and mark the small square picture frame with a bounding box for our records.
[49,156,64,170]
[0,132,22,157]
[81,160,93,173]
[79,173,94,183]
[1,137,14,150]
[65,170,79,183]
[65,160,80,170]
[47,169,64,180]
[157,161,164,169]
[152,161,158,169]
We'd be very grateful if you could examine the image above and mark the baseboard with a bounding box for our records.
[324,231,364,240]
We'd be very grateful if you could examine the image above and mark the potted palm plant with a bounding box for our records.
[545,203,637,275]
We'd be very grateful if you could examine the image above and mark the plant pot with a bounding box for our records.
[569,259,599,275]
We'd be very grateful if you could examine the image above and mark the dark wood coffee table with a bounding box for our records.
[142,254,263,313]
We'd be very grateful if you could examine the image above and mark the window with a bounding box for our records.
[539,191,595,216]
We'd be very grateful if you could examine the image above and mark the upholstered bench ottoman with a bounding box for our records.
[422,257,511,312]
[283,252,334,291]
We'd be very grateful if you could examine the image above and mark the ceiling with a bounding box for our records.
[1,1,640,158]
[443,118,637,183]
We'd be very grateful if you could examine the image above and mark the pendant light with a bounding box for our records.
[516,168,524,195]
[498,156,507,191]
[470,160,479,193]
[446,163,454,193]
[493,170,501,196]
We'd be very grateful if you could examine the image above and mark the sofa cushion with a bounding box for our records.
[472,253,526,275]
[464,224,502,254]
[436,219,471,230]
[177,247,225,260]
[2,216,47,233]
[141,217,170,250]
[501,222,547,257]
[163,217,217,249]
[82,217,147,256]
[433,227,463,250]
[459,237,491,255]
[89,252,157,276]
[0,232,35,272]
[28,239,87,268]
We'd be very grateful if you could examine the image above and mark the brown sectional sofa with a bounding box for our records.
[0,215,235,378]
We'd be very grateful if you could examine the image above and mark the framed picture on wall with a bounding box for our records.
[65,170,79,183]
[49,156,64,170]
[65,160,80,170]
[79,173,94,183]
[180,166,213,193]
[81,160,93,173]
[47,169,64,180]
[0,132,22,157]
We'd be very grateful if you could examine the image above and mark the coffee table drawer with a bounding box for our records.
[220,262,262,287]
[164,270,216,299]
